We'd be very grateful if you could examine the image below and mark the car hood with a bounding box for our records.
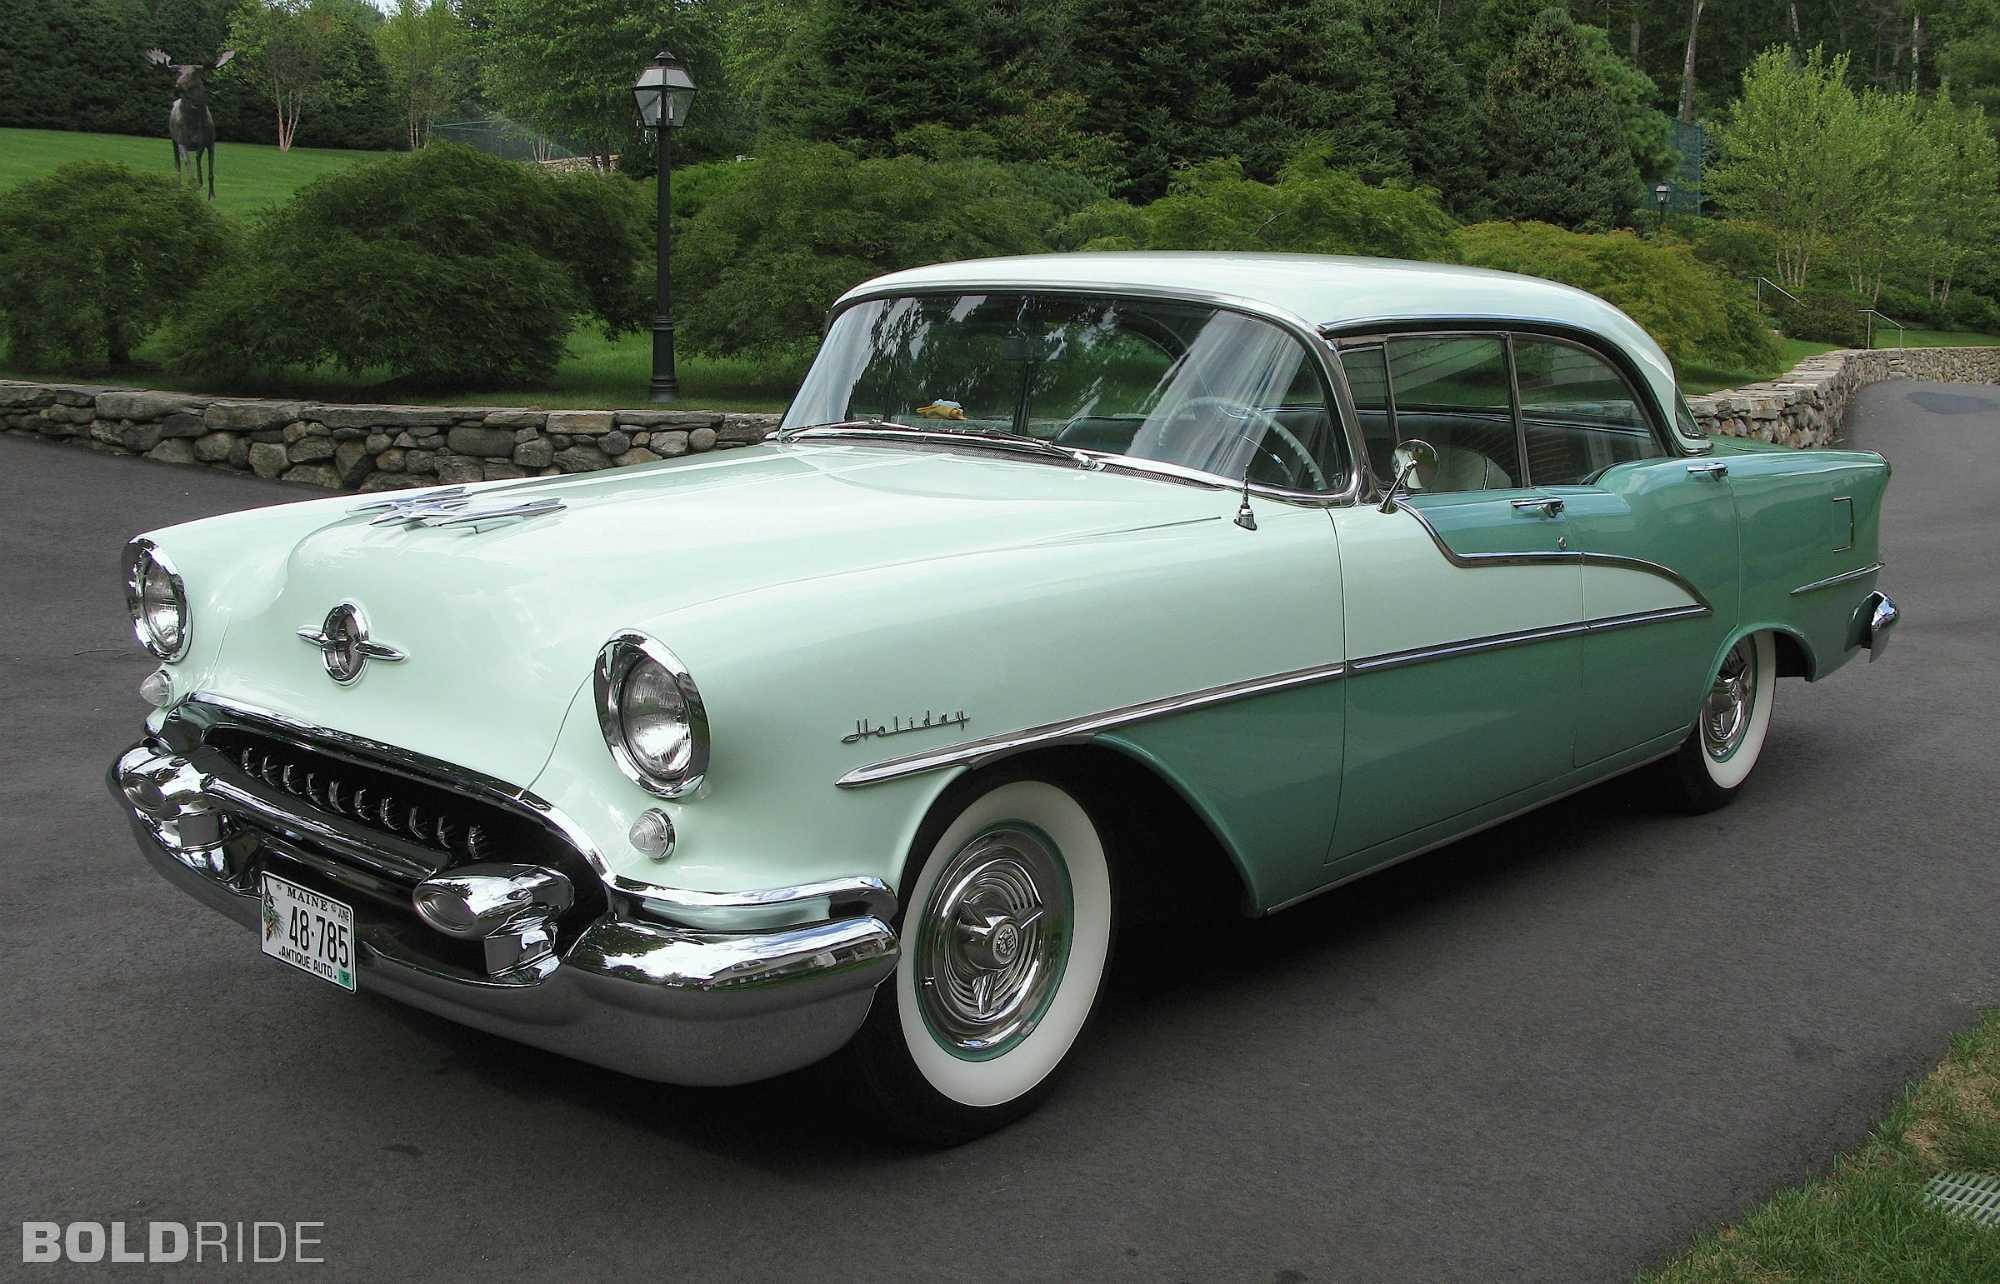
[193,442,1227,786]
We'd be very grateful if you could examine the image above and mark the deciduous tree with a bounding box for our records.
[229,0,338,151]
[376,0,466,149]
[1708,47,1871,290]
[477,0,725,166]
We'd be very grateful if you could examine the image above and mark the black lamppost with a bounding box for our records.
[1654,182,1672,236]
[633,50,698,402]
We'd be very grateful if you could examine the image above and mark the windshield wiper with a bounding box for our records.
[781,419,1102,470]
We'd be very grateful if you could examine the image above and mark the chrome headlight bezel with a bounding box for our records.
[593,632,710,798]
[123,539,190,662]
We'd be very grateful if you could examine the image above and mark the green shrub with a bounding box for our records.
[0,162,232,370]
[1454,221,1781,373]
[1056,149,1459,261]
[168,144,648,386]
[1946,290,2000,334]
[670,144,1055,358]
[1774,288,1867,348]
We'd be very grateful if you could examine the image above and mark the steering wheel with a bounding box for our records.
[1160,397,1330,491]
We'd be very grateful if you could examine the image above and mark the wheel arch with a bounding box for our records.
[1728,622,1816,681]
[908,742,1255,926]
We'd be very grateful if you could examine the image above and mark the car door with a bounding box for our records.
[1508,335,1739,766]
[1326,334,1582,868]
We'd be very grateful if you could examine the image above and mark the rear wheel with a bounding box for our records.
[848,768,1115,1145]
[1663,630,1777,813]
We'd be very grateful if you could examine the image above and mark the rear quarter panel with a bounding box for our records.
[1714,440,1889,677]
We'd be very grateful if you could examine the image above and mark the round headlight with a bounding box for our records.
[123,540,190,662]
[594,633,709,797]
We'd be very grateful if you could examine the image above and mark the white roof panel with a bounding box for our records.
[838,252,1682,418]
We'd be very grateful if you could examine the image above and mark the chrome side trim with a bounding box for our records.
[835,660,1351,789]
[839,603,1713,787]
[1791,562,1886,596]
[1348,621,1584,675]
[182,694,893,921]
[1586,604,1712,632]
[1345,605,1709,676]
[1398,502,1714,612]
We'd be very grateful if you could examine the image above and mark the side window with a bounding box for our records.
[1337,343,1397,483]
[1514,338,1664,485]
[1386,335,1521,492]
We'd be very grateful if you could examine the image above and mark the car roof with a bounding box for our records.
[838,252,1682,421]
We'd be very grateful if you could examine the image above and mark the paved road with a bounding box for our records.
[2,382,1995,1284]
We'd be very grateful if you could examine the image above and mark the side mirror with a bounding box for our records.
[1379,438,1438,513]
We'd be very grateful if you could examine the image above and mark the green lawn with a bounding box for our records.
[1640,1009,2000,1283]
[0,126,391,218]
[1876,327,2000,349]
[1677,331,2000,395]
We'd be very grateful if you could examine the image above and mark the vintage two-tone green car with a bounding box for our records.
[112,253,1896,1142]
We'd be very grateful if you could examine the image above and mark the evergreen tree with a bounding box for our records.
[1460,0,1553,81]
[1478,7,1640,228]
[777,0,997,153]
[1059,0,1477,204]
[1058,0,1233,199]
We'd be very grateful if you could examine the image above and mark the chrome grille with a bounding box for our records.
[203,725,541,877]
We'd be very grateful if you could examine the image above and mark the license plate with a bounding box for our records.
[260,873,356,992]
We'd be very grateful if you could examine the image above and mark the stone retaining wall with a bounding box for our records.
[1685,346,2000,447]
[0,383,783,492]
[6,345,1998,489]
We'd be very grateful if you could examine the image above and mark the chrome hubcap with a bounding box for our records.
[915,826,1069,1057]
[1702,637,1759,762]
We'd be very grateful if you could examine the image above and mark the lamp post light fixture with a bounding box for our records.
[633,50,699,402]
[1655,182,1672,236]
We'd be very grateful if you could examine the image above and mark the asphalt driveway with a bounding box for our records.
[1,380,1994,1282]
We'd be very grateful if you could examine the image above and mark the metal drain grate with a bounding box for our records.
[1923,1172,2000,1230]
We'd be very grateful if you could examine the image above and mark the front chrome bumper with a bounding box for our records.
[113,739,898,1086]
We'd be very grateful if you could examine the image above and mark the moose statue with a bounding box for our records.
[143,48,235,201]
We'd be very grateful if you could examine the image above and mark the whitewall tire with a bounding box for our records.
[1665,630,1777,812]
[849,768,1116,1144]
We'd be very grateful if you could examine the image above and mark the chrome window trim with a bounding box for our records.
[809,283,1367,508]
[1325,318,1689,464]
[179,694,891,921]
[123,538,192,663]
[593,631,711,799]
[837,599,1712,789]
[1791,562,1886,596]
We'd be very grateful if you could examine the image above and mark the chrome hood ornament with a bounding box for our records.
[350,486,564,530]
[297,603,405,684]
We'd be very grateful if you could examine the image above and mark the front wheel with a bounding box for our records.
[1662,630,1777,813]
[848,769,1115,1145]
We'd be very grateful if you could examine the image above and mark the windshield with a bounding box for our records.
[783,293,1351,493]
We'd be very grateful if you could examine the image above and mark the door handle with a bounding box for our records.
[1688,461,1729,479]
[1510,496,1565,517]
